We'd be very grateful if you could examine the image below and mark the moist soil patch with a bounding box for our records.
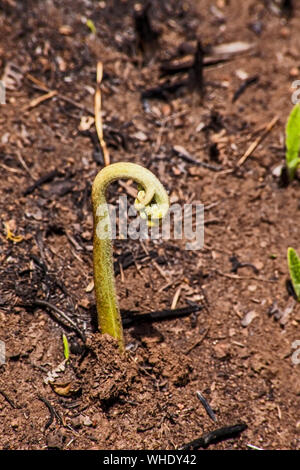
[0,0,300,450]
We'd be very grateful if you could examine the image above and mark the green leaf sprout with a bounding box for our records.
[285,104,300,182]
[86,19,96,35]
[62,333,70,361]
[287,247,300,301]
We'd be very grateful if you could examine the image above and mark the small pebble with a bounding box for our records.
[241,311,257,327]
[280,27,290,38]
[59,25,73,35]
[289,67,299,78]
[46,433,64,450]
[272,163,284,178]
[248,284,257,292]
[133,131,148,141]
[213,342,230,359]
[81,415,93,427]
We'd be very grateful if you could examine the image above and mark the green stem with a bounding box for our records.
[92,162,169,351]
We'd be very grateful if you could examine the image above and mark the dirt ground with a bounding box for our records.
[0,0,300,450]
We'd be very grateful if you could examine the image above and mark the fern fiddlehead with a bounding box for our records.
[92,162,169,351]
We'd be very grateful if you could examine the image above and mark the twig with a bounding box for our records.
[196,391,217,422]
[94,61,110,166]
[173,145,222,171]
[38,395,55,430]
[0,390,17,409]
[171,286,182,310]
[247,443,264,450]
[23,169,59,196]
[25,73,49,91]
[25,73,93,115]
[179,423,248,450]
[65,230,84,251]
[157,279,181,293]
[33,299,86,342]
[122,304,202,328]
[140,240,170,281]
[188,40,205,98]
[184,327,209,355]
[26,90,57,110]
[215,269,277,283]
[204,217,221,225]
[0,162,24,174]
[38,395,62,430]
[118,180,138,199]
[141,79,187,100]
[230,255,259,275]
[160,56,231,77]
[204,201,220,211]
[232,75,259,103]
[237,115,279,166]
[15,150,36,180]
[130,250,147,281]
[119,261,125,283]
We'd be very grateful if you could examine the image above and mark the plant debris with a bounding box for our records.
[180,423,248,450]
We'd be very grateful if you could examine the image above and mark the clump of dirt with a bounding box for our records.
[79,334,137,405]
[140,343,192,387]
[78,333,192,407]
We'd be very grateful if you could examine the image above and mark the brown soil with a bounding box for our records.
[0,0,300,450]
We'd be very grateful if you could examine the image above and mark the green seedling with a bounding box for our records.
[287,247,300,301]
[92,162,169,352]
[86,19,96,35]
[285,103,300,182]
[62,334,70,361]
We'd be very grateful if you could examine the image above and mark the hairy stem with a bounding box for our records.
[92,162,169,351]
